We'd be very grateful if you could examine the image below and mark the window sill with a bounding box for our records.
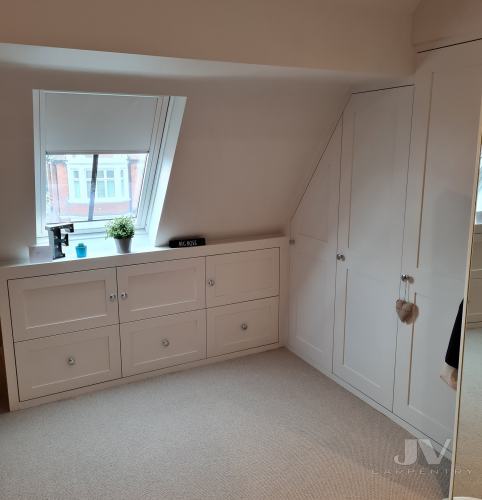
[30,231,154,263]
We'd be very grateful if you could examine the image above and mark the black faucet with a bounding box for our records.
[45,223,74,260]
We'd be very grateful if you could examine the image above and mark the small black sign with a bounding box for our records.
[169,237,206,248]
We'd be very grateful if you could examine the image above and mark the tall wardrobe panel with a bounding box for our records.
[288,121,342,374]
[394,68,482,446]
[333,87,414,410]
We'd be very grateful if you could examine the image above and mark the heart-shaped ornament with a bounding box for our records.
[396,299,419,324]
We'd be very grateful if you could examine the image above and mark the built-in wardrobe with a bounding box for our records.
[289,67,478,449]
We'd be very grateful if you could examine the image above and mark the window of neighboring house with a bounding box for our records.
[34,91,169,237]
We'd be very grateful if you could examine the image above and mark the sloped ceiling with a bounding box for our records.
[0,45,371,259]
[0,0,415,77]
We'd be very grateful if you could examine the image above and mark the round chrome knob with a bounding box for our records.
[336,253,345,262]
[67,356,76,366]
[109,293,117,302]
[161,339,170,347]
[207,279,215,287]
[241,323,248,331]
[120,292,128,300]
[400,274,413,283]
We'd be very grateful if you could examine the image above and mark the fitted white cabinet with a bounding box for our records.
[206,248,279,307]
[334,87,413,410]
[393,67,479,447]
[207,297,279,357]
[120,310,207,376]
[15,325,121,401]
[117,258,205,322]
[1,238,284,410]
[9,268,118,341]
[289,121,342,374]
[289,79,471,447]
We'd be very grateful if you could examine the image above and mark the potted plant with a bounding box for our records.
[106,216,135,254]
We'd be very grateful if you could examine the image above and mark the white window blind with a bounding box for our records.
[43,92,159,153]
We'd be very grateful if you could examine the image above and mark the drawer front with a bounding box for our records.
[206,248,280,307]
[120,310,206,376]
[207,297,279,357]
[117,258,206,323]
[9,269,119,341]
[15,325,121,401]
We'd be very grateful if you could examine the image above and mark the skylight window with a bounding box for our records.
[34,91,169,237]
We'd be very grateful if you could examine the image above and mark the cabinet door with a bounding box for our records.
[289,120,341,374]
[15,325,121,400]
[394,68,480,446]
[117,257,205,323]
[207,297,278,357]
[9,269,119,341]
[206,249,279,307]
[120,310,206,376]
[333,87,414,410]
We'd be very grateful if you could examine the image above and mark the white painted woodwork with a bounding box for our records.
[206,249,279,307]
[15,325,121,400]
[9,268,118,341]
[394,66,481,446]
[117,257,205,322]
[289,120,342,374]
[207,297,279,357]
[0,238,284,410]
[120,310,206,376]
[333,87,414,410]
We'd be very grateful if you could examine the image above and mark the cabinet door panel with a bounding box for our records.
[120,310,206,376]
[206,249,279,307]
[394,68,480,446]
[9,269,118,341]
[334,87,413,410]
[15,325,121,400]
[207,297,278,356]
[117,258,205,322]
[289,121,341,374]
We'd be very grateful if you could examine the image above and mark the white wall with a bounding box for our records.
[0,0,415,77]
[413,0,482,50]
[0,61,351,261]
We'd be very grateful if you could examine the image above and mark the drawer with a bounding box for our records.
[15,325,121,401]
[206,248,279,307]
[120,310,206,376]
[117,258,205,323]
[207,297,279,357]
[9,269,119,341]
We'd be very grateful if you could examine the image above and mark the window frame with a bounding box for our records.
[33,91,169,238]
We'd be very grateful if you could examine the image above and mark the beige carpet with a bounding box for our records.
[0,348,449,500]
[453,328,482,498]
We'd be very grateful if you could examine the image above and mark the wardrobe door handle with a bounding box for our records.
[207,279,215,287]
[241,323,248,331]
[120,292,128,300]
[336,253,345,262]
[67,356,76,366]
[109,293,117,302]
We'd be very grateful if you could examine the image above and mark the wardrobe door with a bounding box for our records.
[333,87,414,410]
[288,121,342,374]
[394,68,482,446]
